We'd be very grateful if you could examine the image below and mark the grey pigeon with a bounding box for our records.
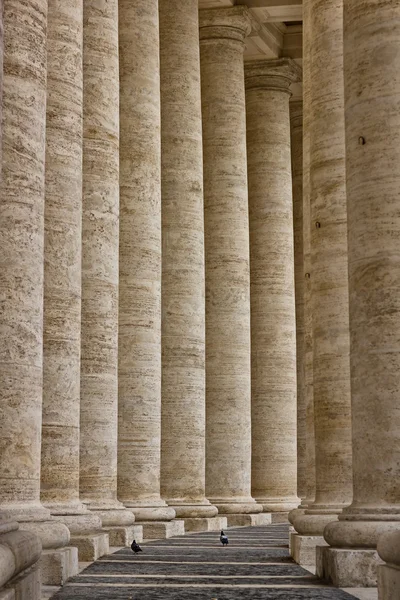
[220,530,229,546]
[131,539,143,553]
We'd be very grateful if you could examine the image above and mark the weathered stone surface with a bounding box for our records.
[292,533,328,567]
[301,0,316,513]
[246,59,301,515]
[378,564,400,600]
[226,513,272,527]
[199,6,259,517]
[39,547,79,587]
[290,99,306,507]
[317,547,383,588]
[70,534,109,562]
[80,0,135,530]
[117,0,173,523]
[102,525,143,547]
[159,0,216,521]
[141,520,185,540]
[295,0,352,538]
[41,0,84,516]
[183,517,227,533]
[323,0,400,563]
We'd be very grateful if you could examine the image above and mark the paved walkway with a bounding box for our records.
[52,523,359,599]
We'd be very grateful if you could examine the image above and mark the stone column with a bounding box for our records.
[40,0,110,567]
[200,7,262,521]
[319,0,400,587]
[118,0,177,536]
[290,99,307,510]
[159,0,218,525]
[79,0,139,548]
[0,0,70,573]
[293,0,353,543]
[245,59,301,519]
[0,3,42,597]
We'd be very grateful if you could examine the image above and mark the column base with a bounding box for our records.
[81,500,136,528]
[209,499,263,515]
[123,501,176,522]
[316,545,383,587]
[293,512,339,536]
[289,507,306,524]
[183,516,227,533]
[165,501,218,519]
[226,513,272,527]
[0,527,42,598]
[39,546,79,586]
[254,496,300,513]
[290,531,328,566]
[4,564,41,600]
[141,520,185,539]
[378,564,400,600]
[70,533,109,562]
[102,524,143,547]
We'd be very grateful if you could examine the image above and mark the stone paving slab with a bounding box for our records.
[50,524,360,600]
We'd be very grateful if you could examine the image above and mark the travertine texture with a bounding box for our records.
[290,100,306,506]
[80,0,134,530]
[41,0,84,514]
[302,0,316,511]
[294,0,352,537]
[159,0,216,521]
[378,531,400,600]
[118,0,174,523]
[246,59,301,514]
[324,0,400,560]
[200,7,260,515]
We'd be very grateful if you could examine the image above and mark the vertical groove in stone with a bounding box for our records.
[301,0,316,508]
[0,0,49,516]
[118,0,174,522]
[290,99,306,505]
[325,0,400,550]
[200,7,260,515]
[246,59,301,514]
[80,0,130,524]
[159,0,216,520]
[41,0,84,511]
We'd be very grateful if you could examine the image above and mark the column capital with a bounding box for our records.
[199,6,252,44]
[245,58,302,94]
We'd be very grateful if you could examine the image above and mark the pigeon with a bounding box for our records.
[131,539,143,553]
[220,530,229,546]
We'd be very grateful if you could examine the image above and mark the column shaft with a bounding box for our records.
[200,7,261,515]
[324,0,400,551]
[0,0,69,550]
[246,59,301,515]
[302,0,316,509]
[118,0,174,522]
[80,0,134,532]
[41,0,84,514]
[294,0,353,537]
[290,99,307,506]
[0,3,42,596]
[159,0,217,520]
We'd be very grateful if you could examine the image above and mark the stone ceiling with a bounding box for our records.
[199,0,303,95]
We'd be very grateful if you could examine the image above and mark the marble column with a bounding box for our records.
[0,0,70,560]
[159,0,217,522]
[293,0,353,540]
[290,99,307,509]
[118,0,176,527]
[200,7,261,517]
[0,2,42,597]
[79,0,138,546]
[320,0,400,587]
[245,59,301,517]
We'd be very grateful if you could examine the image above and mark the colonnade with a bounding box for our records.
[0,3,299,597]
